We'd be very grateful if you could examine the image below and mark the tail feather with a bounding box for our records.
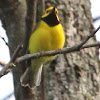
[35,65,43,86]
[20,65,43,89]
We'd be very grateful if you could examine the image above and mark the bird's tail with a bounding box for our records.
[20,65,43,89]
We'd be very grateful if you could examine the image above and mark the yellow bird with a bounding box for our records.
[20,7,65,89]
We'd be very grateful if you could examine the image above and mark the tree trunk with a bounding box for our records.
[0,0,100,100]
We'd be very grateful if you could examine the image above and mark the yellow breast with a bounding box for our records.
[29,21,65,54]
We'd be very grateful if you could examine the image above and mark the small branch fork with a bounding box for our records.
[0,45,22,78]
[0,25,100,78]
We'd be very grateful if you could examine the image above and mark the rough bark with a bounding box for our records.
[0,0,99,100]
[43,0,100,100]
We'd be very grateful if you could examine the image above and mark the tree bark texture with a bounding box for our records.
[0,0,100,100]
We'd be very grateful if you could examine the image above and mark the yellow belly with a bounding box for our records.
[29,21,65,53]
[28,21,65,64]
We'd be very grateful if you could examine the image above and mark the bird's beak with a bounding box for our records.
[53,7,55,11]
[51,7,55,13]
[51,7,57,14]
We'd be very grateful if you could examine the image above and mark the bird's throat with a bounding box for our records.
[42,13,59,27]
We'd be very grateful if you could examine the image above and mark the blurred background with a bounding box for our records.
[0,0,100,100]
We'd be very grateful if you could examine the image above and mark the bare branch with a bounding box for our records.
[0,26,100,78]
[0,42,100,78]
[0,45,22,78]
[93,16,100,22]
[16,42,100,63]
[16,25,100,63]
[76,25,100,49]
[0,36,13,52]
[81,42,100,49]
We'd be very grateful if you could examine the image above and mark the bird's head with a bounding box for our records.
[41,7,60,26]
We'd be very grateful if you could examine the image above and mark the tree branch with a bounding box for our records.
[93,16,100,22]
[76,25,100,49]
[0,42,100,78]
[0,25,100,78]
[16,42,100,63]
[0,45,22,78]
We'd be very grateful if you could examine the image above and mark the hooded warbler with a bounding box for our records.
[20,7,65,89]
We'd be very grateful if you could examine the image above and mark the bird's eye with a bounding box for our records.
[46,10,50,13]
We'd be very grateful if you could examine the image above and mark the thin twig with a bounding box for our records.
[16,42,100,64]
[93,16,100,22]
[0,42,100,78]
[0,45,22,78]
[76,25,100,49]
[0,36,13,52]
[81,42,100,49]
